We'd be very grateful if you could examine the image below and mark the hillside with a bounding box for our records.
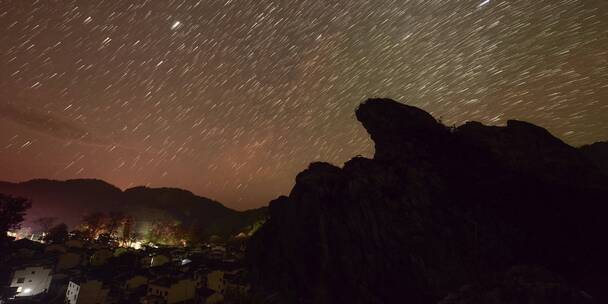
[0,179,266,238]
[0,179,124,228]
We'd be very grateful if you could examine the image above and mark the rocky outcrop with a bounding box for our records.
[580,141,608,177]
[247,99,608,303]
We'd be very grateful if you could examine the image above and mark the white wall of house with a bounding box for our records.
[65,281,80,304]
[10,266,53,297]
[65,280,108,304]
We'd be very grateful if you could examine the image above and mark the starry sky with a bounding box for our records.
[1,0,607,210]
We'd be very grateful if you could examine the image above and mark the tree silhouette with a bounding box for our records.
[96,232,116,247]
[147,220,186,245]
[107,211,125,237]
[69,229,88,241]
[0,194,31,240]
[82,212,107,240]
[44,223,68,244]
[121,215,136,245]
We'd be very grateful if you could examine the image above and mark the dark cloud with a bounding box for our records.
[0,103,106,145]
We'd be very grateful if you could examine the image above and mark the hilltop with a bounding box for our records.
[0,178,266,238]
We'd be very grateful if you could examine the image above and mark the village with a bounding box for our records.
[0,232,251,304]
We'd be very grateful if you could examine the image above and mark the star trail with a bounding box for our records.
[1,0,607,209]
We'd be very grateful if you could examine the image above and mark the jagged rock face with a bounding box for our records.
[580,141,608,177]
[439,266,594,304]
[355,99,451,162]
[247,99,608,304]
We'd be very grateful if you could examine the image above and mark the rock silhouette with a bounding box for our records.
[248,99,608,304]
[580,141,608,177]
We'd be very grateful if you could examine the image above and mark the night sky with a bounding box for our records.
[1,0,607,210]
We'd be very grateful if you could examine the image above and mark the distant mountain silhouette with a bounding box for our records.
[248,99,608,304]
[0,178,266,237]
[0,179,123,227]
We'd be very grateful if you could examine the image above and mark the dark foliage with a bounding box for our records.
[44,223,68,244]
[0,194,31,283]
[82,211,107,240]
[0,194,31,241]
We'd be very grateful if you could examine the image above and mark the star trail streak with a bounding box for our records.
[1,0,607,209]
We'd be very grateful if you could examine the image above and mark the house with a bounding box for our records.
[196,287,224,304]
[170,249,187,262]
[113,271,150,291]
[208,246,226,260]
[140,294,165,304]
[9,265,53,297]
[206,271,225,294]
[0,286,19,302]
[57,252,82,270]
[90,249,113,266]
[150,254,170,267]
[101,272,149,303]
[65,239,85,249]
[144,277,197,304]
[192,268,208,289]
[124,274,149,291]
[65,281,80,304]
[45,243,67,253]
[206,268,249,299]
[10,239,44,259]
[224,270,249,297]
[65,279,110,304]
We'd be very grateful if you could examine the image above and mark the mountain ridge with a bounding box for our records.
[0,178,266,238]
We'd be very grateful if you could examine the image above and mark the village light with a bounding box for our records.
[130,241,142,250]
[23,288,32,294]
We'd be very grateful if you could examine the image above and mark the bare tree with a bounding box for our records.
[0,195,31,239]
[107,211,125,237]
[44,223,68,244]
[121,215,136,245]
[82,212,107,240]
